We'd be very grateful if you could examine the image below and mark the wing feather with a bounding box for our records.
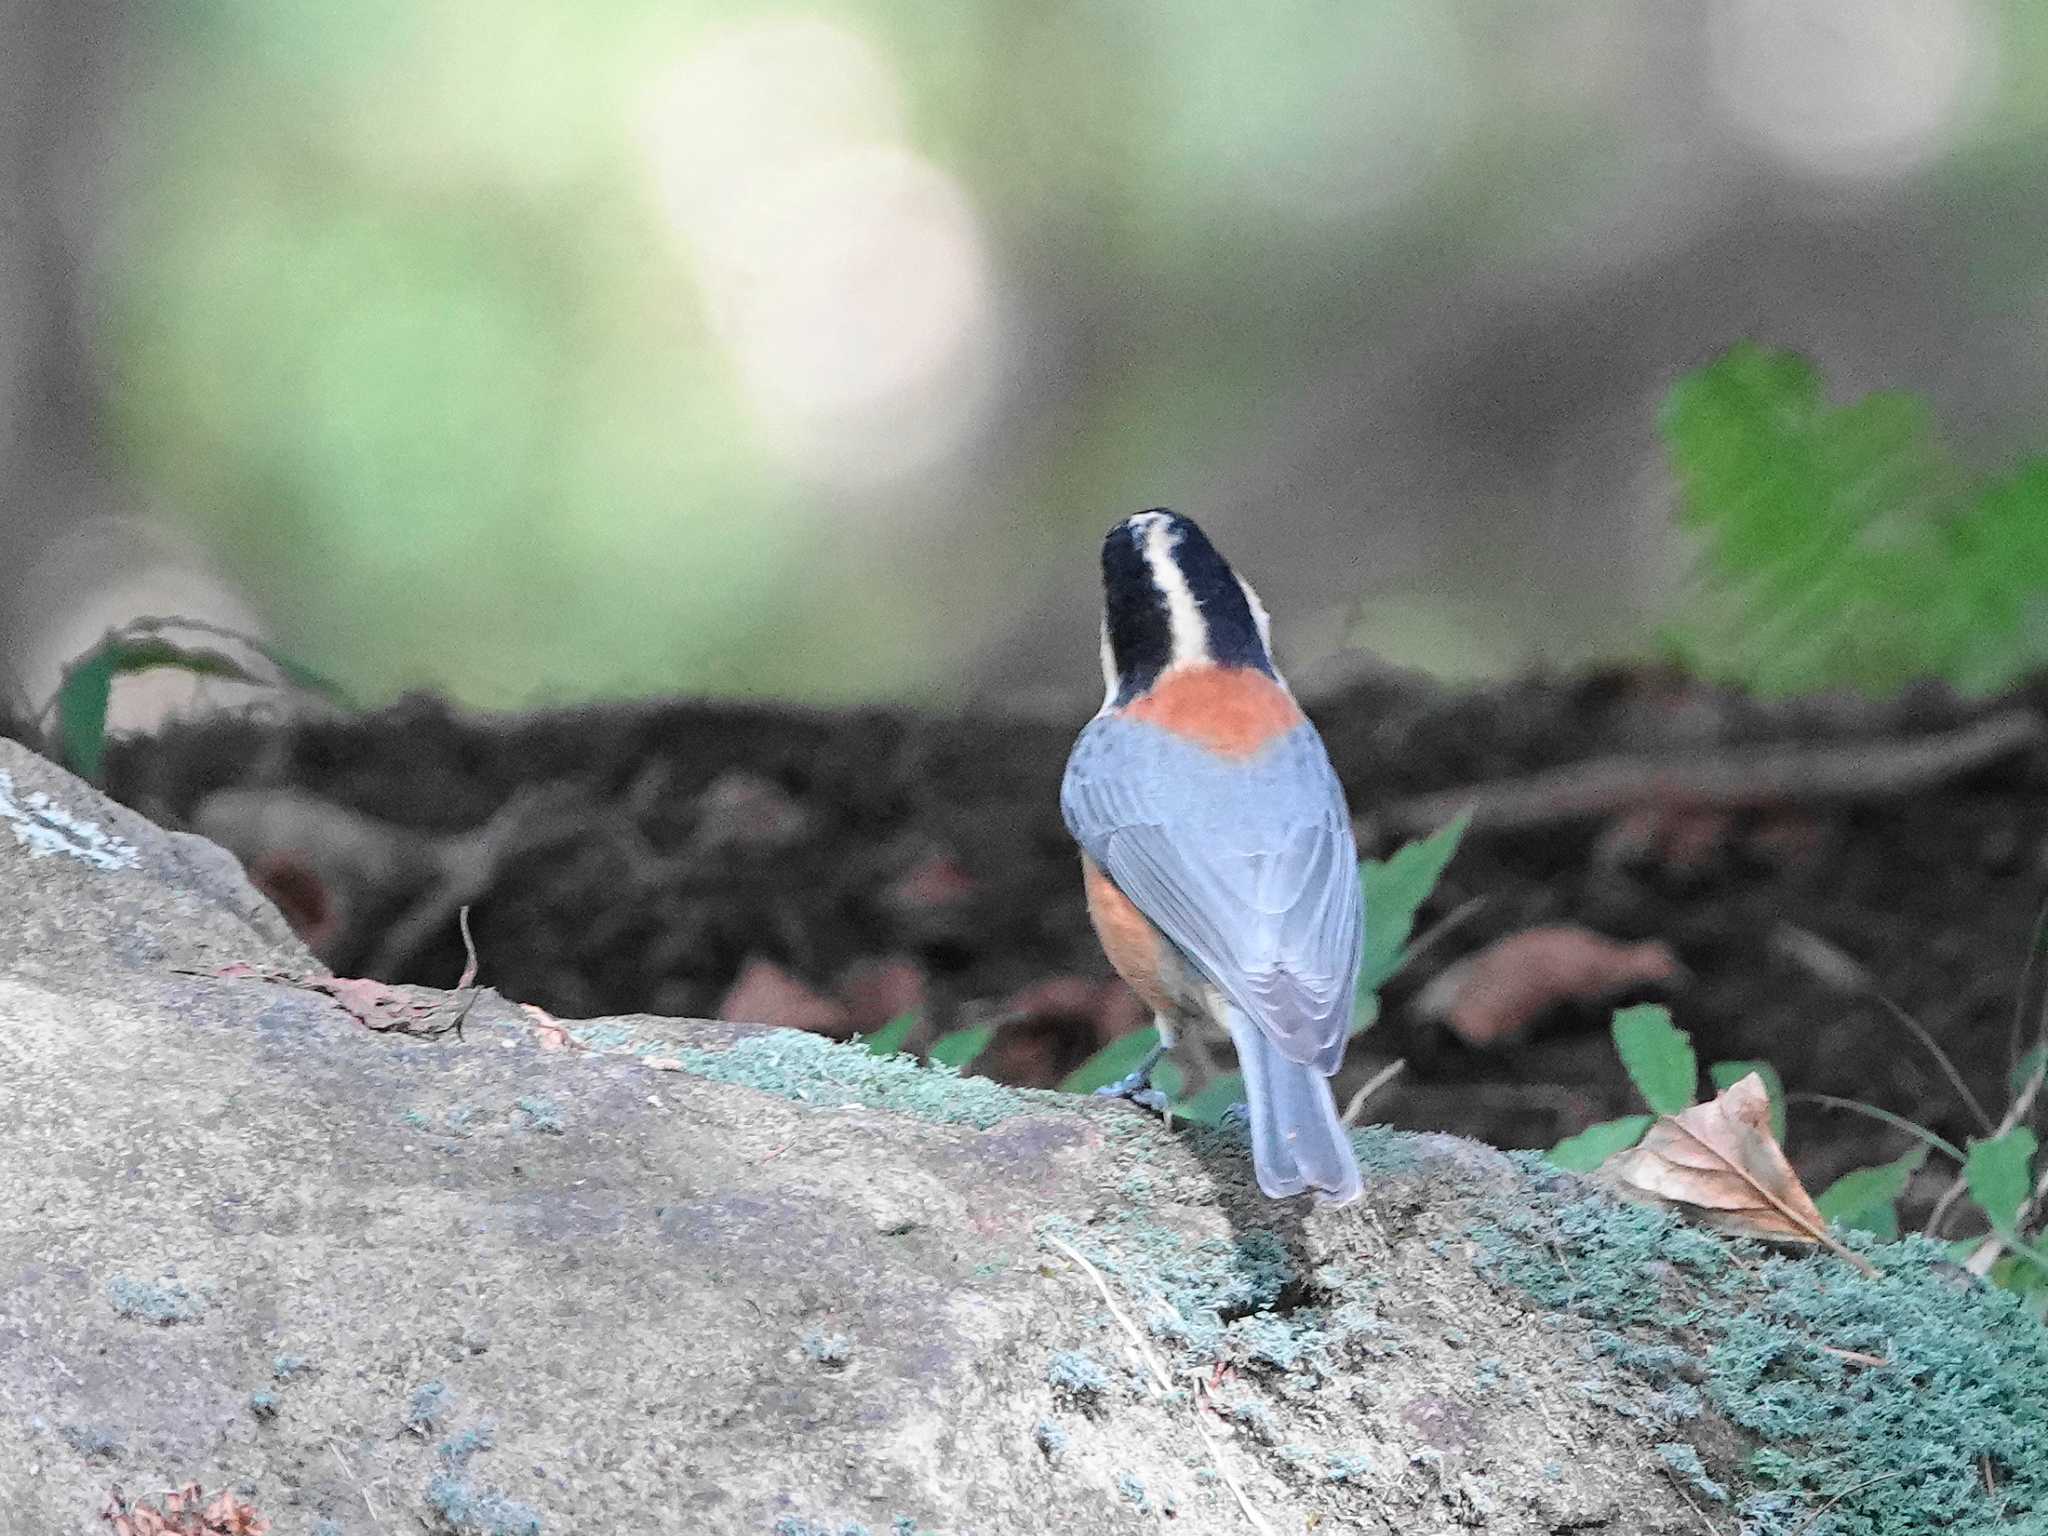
[1062,714,1363,1071]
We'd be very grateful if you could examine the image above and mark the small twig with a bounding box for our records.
[1962,1159,2048,1278]
[366,784,587,978]
[1548,1240,1578,1290]
[329,1441,388,1535]
[1397,896,1487,975]
[1341,1059,1407,1127]
[1772,926,1993,1134]
[1659,1464,1722,1536]
[1044,1235,1273,1536]
[1793,1472,1903,1536]
[1926,1049,2045,1240]
[1819,1345,1888,1368]
[2007,895,2048,1083]
[1786,1093,1965,1165]
[1377,710,2043,836]
[454,905,479,989]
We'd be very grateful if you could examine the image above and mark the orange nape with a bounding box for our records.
[1123,664,1304,757]
[1082,855,1177,1017]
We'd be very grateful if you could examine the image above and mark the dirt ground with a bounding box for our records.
[64,665,2048,1204]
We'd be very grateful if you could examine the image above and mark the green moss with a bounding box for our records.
[425,1475,542,1536]
[676,1029,1052,1130]
[106,1274,204,1325]
[1045,1349,1111,1398]
[406,1380,454,1432]
[514,1096,564,1134]
[1114,1472,1149,1511]
[59,1423,122,1460]
[1037,1213,1383,1375]
[439,1425,497,1468]
[1473,1165,2048,1535]
[803,1331,853,1367]
[1655,1442,1727,1503]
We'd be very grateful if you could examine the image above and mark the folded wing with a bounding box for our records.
[1061,715,1363,1072]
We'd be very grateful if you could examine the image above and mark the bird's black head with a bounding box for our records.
[1097,509,1275,707]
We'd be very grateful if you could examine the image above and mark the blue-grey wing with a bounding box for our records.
[1061,715,1363,1072]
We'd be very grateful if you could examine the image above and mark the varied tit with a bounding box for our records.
[1061,509,1365,1203]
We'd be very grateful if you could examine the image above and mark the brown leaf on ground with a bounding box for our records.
[884,853,977,911]
[243,849,340,952]
[690,769,813,853]
[1603,1072,1879,1276]
[718,957,852,1038]
[520,1001,575,1050]
[837,956,928,1037]
[978,976,1150,1086]
[1415,926,1684,1046]
[201,964,462,1036]
[102,1481,270,1535]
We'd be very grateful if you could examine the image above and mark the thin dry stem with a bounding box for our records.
[1044,1234,1273,1536]
[1341,1059,1407,1127]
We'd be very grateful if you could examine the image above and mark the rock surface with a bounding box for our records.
[3,737,2041,1536]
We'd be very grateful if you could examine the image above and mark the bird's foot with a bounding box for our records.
[1218,1101,1252,1132]
[1093,1070,1170,1116]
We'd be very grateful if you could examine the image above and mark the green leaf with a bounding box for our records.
[1965,1126,2039,1233]
[1548,1114,1652,1173]
[2013,1043,2047,1101]
[1710,1059,1786,1143]
[1354,810,1470,1032]
[1174,1072,1244,1127]
[1612,1004,1697,1117]
[1658,343,2048,696]
[925,1022,994,1071]
[56,636,265,782]
[859,1012,917,1058]
[247,639,353,704]
[56,648,118,782]
[1815,1145,1929,1241]
[1061,1026,1160,1094]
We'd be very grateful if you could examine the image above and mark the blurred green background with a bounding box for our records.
[7,0,2048,713]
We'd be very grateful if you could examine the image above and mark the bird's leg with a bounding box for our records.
[1093,1024,1172,1115]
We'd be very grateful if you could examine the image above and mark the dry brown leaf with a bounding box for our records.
[1415,926,1684,1046]
[521,1001,575,1050]
[101,1482,269,1536]
[717,957,851,1037]
[202,964,461,1036]
[1603,1071,1879,1277]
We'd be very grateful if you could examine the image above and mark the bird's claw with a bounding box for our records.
[1094,1071,1170,1116]
[1218,1101,1252,1132]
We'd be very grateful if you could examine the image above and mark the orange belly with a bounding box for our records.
[1083,855,1180,1017]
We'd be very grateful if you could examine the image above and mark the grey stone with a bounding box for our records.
[0,737,1711,1535]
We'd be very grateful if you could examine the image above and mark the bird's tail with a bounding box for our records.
[1224,1009,1363,1205]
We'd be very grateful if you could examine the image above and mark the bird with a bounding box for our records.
[1061,508,1365,1203]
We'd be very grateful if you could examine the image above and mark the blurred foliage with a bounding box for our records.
[89,4,2048,705]
[1661,344,2048,696]
[94,0,1665,706]
[47,618,344,781]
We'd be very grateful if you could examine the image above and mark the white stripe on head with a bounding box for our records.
[1235,572,1289,689]
[1137,513,1211,671]
[1096,619,1118,714]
